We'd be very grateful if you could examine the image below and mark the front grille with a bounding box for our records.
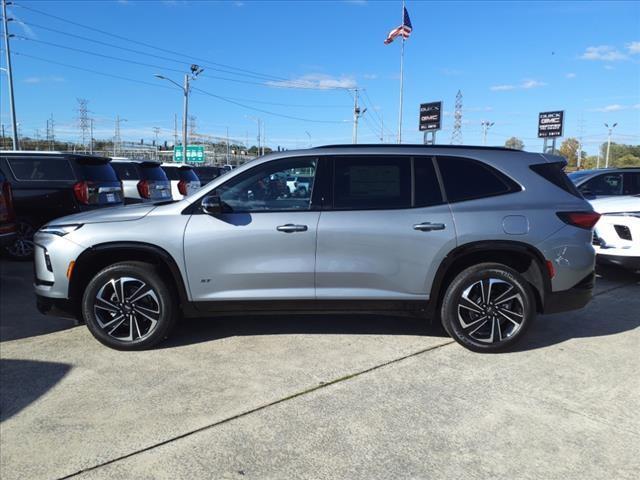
[614,225,632,241]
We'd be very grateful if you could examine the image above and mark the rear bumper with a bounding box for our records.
[36,294,80,321]
[543,271,595,314]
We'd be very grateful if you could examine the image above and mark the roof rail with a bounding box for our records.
[313,144,517,152]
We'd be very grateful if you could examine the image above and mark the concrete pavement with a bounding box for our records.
[1,260,638,479]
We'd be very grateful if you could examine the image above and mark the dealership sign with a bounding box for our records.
[419,101,442,132]
[538,111,564,138]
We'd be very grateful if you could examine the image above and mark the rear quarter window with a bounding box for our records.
[179,168,199,182]
[140,165,169,181]
[162,166,180,180]
[7,157,76,181]
[436,156,520,203]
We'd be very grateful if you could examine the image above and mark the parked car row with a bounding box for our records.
[0,152,206,259]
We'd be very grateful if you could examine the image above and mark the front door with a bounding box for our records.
[184,157,320,301]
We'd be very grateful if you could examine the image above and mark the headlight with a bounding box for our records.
[39,224,83,236]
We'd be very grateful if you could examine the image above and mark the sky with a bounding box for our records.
[1,0,639,154]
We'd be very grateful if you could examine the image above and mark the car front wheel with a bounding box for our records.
[82,261,177,350]
[441,263,536,353]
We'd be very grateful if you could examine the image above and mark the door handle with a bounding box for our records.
[413,222,446,232]
[276,224,308,233]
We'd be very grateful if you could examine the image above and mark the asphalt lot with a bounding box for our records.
[1,259,639,480]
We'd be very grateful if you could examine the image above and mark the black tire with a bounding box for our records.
[440,263,535,353]
[82,261,178,350]
[3,219,37,260]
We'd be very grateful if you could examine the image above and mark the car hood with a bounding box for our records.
[48,203,157,225]
[590,195,640,214]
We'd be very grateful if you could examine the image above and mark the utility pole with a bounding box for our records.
[577,114,585,169]
[173,113,178,147]
[604,122,617,168]
[351,88,367,144]
[89,118,94,154]
[2,0,19,149]
[481,120,494,146]
[261,122,266,156]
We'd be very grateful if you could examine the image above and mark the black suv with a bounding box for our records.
[0,152,124,259]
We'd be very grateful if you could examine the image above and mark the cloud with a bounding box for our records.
[490,79,546,91]
[521,79,547,89]
[590,104,638,112]
[627,41,640,55]
[565,72,576,79]
[23,76,65,84]
[267,73,356,90]
[490,84,516,91]
[363,73,378,80]
[580,45,627,61]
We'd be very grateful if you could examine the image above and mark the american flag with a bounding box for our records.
[384,6,412,45]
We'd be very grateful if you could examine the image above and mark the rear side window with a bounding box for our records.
[333,156,411,209]
[140,164,169,181]
[414,157,444,207]
[7,157,75,181]
[580,173,623,196]
[623,172,640,195]
[530,162,582,198]
[437,156,519,203]
[111,162,140,180]
[76,162,119,182]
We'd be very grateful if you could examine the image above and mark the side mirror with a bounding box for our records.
[202,195,223,215]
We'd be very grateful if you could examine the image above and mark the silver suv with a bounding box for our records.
[34,145,599,352]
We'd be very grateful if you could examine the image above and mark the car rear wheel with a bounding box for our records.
[82,261,177,350]
[3,219,36,260]
[441,263,535,353]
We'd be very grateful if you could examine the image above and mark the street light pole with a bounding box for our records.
[604,122,617,169]
[481,121,494,146]
[182,74,189,164]
[2,0,19,150]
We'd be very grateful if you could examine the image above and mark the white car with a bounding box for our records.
[160,163,202,200]
[591,195,640,271]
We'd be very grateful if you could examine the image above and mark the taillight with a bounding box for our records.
[556,211,601,230]
[178,179,188,196]
[137,180,151,199]
[1,181,15,221]
[73,181,90,205]
[545,260,556,279]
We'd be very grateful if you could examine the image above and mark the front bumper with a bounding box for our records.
[543,271,595,314]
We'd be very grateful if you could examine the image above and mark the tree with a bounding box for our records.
[505,137,524,150]
[558,137,586,168]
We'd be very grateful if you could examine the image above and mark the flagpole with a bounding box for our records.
[397,1,405,144]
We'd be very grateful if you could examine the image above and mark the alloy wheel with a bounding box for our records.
[457,278,525,344]
[94,276,161,342]
[5,221,35,258]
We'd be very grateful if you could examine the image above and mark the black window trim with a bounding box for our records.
[435,154,522,204]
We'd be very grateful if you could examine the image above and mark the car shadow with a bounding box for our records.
[161,313,449,349]
[0,260,79,342]
[512,264,639,352]
[0,359,72,422]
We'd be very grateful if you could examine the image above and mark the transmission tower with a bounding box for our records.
[152,127,160,146]
[450,90,463,145]
[46,114,55,150]
[114,115,126,156]
[77,98,89,152]
[188,115,197,143]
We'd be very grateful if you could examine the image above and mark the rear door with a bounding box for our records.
[315,155,456,300]
[623,172,640,195]
[184,156,321,301]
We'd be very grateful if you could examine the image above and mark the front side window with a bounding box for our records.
[216,157,317,212]
[7,157,75,181]
[333,156,411,209]
[437,156,519,203]
[581,173,623,196]
[623,172,640,195]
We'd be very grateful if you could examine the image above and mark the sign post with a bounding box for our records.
[538,110,564,154]
[174,145,205,163]
[419,101,442,145]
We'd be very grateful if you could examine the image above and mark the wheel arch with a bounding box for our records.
[69,242,190,315]
[428,240,550,317]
